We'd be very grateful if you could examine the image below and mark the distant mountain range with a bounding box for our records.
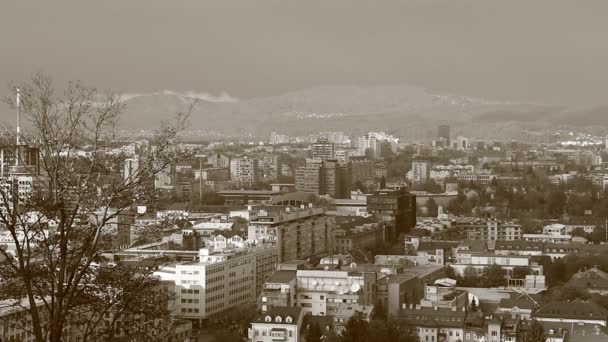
[2,85,607,141]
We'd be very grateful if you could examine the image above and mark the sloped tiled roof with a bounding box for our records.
[498,298,535,311]
[399,307,466,328]
[567,268,608,290]
[534,299,608,321]
[254,306,303,325]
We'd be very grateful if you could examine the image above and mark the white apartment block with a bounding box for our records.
[154,244,278,324]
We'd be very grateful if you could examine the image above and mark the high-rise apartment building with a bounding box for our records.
[367,188,416,239]
[410,161,429,184]
[312,138,335,160]
[262,155,279,181]
[350,156,373,185]
[295,159,351,199]
[230,157,261,187]
[247,206,335,263]
[123,158,139,181]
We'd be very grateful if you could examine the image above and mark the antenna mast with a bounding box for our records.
[16,88,21,146]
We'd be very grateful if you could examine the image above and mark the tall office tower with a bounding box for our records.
[438,125,450,147]
[367,187,416,240]
[312,138,335,160]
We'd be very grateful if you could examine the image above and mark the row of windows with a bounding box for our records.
[180,270,200,275]
[229,276,252,286]
[206,302,225,313]
[206,284,224,294]
[206,266,225,275]
[208,293,225,303]
[181,289,200,294]
[229,285,251,296]
[253,329,294,337]
[180,298,200,304]
[208,275,225,283]
[228,291,251,304]
[181,308,200,314]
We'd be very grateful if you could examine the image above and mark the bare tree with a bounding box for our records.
[0,73,196,342]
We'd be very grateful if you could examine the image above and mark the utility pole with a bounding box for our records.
[199,156,203,204]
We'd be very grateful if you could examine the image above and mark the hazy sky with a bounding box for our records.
[2,0,608,105]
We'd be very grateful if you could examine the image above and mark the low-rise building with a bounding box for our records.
[566,267,608,295]
[295,269,376,317]
[248,307,304,342]
[451,254,543,279]
[533,299,608,326]
[334,216,385,254]
[260,270,297,312]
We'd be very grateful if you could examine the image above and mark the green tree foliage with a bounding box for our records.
[425,198,439,217]
[339,311,369,342]
[546,190,567,218]
[305,321,323,342]
[372,300,387,321]
[482,265,507,287]
[354,180,368,193]
[512,266,532,279]
[367,319,419,342]
[470,298,478,312]
[522,320,545,342]
[380,176,386,190]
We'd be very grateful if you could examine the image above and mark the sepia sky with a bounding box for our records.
[1,0,608,105]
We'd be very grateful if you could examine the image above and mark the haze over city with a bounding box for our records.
[3,2,608,342]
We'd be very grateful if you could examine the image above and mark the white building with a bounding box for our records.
[248,307,304,342]
[294,268,376,317]
[153,244,278,323]
[450,254,543,278]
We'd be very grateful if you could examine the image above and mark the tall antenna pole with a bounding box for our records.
[16,88,21,146]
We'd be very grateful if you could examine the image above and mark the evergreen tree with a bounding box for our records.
[306,321,323,342]
[340,311,369,342]
[372,300,387,320]
[470,298,478,312]
[523,320,545,342]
